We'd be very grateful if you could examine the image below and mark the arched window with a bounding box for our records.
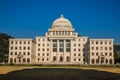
[66,56,70,62]
[105,59,108,64]
[109,59,112,64]
[23,58,26,62]
[14,58,16,63]
[92,59,95,64]
[96,59,99,64]
[10,58,13,64]
[53,56,56,61]
[27,58,30,63]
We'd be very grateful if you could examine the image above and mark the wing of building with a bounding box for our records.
[8,15,114,65]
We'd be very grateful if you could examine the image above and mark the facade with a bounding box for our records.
[8,15,114,65]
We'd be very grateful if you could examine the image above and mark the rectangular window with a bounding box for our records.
[59,40,64,52]
[68,31,70,35]
[53,40,57,52]
[66,40,70,52]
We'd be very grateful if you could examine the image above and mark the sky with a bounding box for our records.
[0,0,120,44]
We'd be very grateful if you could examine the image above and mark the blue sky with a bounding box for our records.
[0,0,120,44]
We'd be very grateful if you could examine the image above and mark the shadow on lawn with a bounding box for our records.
[0,68,120,80]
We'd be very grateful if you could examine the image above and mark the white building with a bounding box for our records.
[8,15,114,65]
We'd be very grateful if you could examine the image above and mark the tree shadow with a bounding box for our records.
[0,68,120,80]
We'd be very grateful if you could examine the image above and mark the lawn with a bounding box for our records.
[0,65,120,80]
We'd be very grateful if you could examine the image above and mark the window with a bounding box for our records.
[96,47,98,50]
[105,53,107,56]
[106,59,108,64]
[105,41,107,44]
[53,40,57,52]
[65,31,67,35]
[96,53,98,56]
[92,52,94,56]
[28,41,30,44]
[15,52,17,55]
[109,47,112,50]
[59,40,64,52]
[47,48,49,51]
[59,31,61,35]
[38,48,40,51]
[27,58,30,63]
[38,53,40,56]
[78,54,80,56]
[96,41,98,45]
[74,53,76,56]
[53,31,55,35]
[15,47,17,50]
[42,53,44,56]
[92,47,94,50]
[78,44,80,47]
[53,56,56,61]
[28,47,30,50]
[14,58,16,63]
[66,40,70,52]
[56,31,58,35]
[105,47,107,50]
[19,47,21,50]
[47,43,49,46]
[78,49,80,51]
[91,59,95,64]
[11,52,13,55]
[100,47,103,50]
[100,42,103,44]
[43,44,45,46]
[27,52,30,55]
[78,58,80,61]
[23,47,26,50]
[42,49,45,51]
[68,31,70,35]
[11,47,13,50]
[23,52,25,55]
[47,53,49,56]
[62,31,64,35]
[74,58,76,61]
[109,59,112,64]
[53,48,57,52]
[38,58,40,61]
[38,44,40,46]
[47,58,49,61]
[109,53,112,56]
[19,41,22,44]
[74,44,76,47]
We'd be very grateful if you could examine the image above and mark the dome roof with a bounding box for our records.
[52,15,72,28]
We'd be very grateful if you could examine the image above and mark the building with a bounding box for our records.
[8,15,114,65]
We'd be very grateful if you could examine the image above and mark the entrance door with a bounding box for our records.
[60,56,63,62]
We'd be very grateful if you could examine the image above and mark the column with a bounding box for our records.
[57,39,59,62]
[50,40,52,62]
[63,40,66,62]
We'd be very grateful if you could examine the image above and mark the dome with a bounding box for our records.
[52,15,72,28]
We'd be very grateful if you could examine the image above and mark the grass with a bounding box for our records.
[0,65,120,80]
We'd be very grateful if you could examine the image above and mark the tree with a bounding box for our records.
[0,33,13,63]
[114,45,120,64]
